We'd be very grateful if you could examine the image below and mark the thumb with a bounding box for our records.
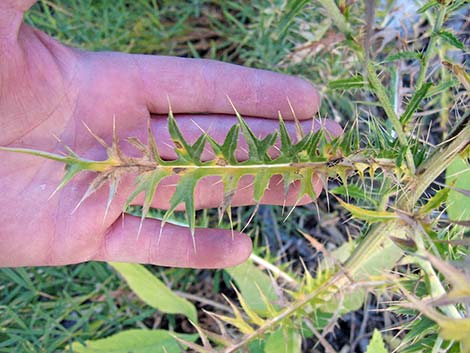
[92,215,253,269]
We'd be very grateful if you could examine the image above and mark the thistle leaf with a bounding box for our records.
[278,114,293,156]
[232,285,266,326]
[72,170,115,214]
[253,169,272,203]
[335,197,398,223]
[167,110,193,162]
[162,170,201,244]
[139,169,172,235]
[49,163,85,200]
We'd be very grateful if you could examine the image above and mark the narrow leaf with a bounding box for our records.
[328,75,367,90]
[336,197,397,223]
[70,329,197,353]
[437,30,465,50]
[110,263,197,322]
[400,82,432,124]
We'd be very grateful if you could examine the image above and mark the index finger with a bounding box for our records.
[91,53,321,120]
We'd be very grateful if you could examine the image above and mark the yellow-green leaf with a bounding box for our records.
[365,330,388,353]
[110,263,197,322]
[70,329,197,353]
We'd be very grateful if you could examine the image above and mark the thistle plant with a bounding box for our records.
[0,105,402,248]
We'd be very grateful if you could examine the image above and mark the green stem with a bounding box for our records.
[416,5,446,89]
[398,122,470,211]
[316,0,351,36]
[335,119,470,294]
[366,62,416,174]
[413,232,461,319]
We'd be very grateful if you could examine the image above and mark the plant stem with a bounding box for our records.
[316,0,351,36]
[416,5,446,89]
[398,122,470,212]
[413,232,462,319]
[331,119,470,301]
[366,62,416,174]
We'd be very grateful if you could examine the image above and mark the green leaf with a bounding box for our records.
[328,75,367,90]
[336,197,397,223]
[110,263,197,322]
[365,330,388,353]
[253,169,272,203]
[400,82,432,124]
[417,0,438,13]
[330,185,378,205]
[275,0,310,39]
[437,30,465,50]
[226,260,279,315]
[70,329,197,353]
[418,187,450,215]
[446,156,470,221]
[278,114,293,156]
[168,111,206,164]
[208,124,240,165]
[237,115,277,163]
[167,111,192,162]
[425,80,458,98]
[264,328,302,353]
[191,133,207,164]
[162,170,203,238]
[383,51,422,63]
[124,169,172,232]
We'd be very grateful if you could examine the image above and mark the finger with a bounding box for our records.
[93,215,252,268]
[89,52,320,120]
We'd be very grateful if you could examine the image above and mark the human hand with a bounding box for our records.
[0,1,341,268]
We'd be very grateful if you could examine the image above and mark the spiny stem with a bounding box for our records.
[316,0,352,36]
[366,62,416,174]
[398,122,470,211]
[416,4,447,89]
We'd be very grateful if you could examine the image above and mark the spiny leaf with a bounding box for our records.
[253,169,272,203]
[162,170,201,245]
[328,75,367,90]
[139,169,172,235]
[207,124,240,165]
[437,30,465,50]
[400,82,432,125]
[72,170,115,214]
[167,110,196,163]
[1,110,405,245]
[232,104,277,162]
[232,285,266,327]
[418,187,450,216]
[278,113,293,157]
[49,163,86,200]
[335,196,398,223]
[383,51,422,63]
[365,329,388,353]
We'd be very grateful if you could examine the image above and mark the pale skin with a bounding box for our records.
[0,0,341,268]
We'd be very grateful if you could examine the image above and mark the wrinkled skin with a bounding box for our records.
[0,1,341,268]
